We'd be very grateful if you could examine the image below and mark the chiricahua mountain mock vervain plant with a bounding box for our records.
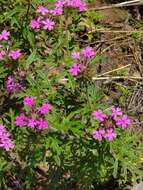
[0,0,142,189]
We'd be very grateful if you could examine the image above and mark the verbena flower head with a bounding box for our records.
[71,51,80,59]
[42,18,55,31]
[70,63,81,76]
[9,49,22,60]
[92,107,131,141]
[0,125,14,151]
[0,30,10,41]
[92,110,107,121]
[23,96,35,107]
[30,0,87,32]
[30,18,41,29]
[82,46,95,59]
[15,97,52,131]
[38,103,52,114]
[36,5,49,15]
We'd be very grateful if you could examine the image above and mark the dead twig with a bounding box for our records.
[97,64,131,77]
[89,29,143,34]
[58,76,143,84]
[88,0,143,10]
[92,76,143,80]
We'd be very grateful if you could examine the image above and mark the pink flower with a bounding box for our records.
[55,0,65,8]
[50,0,65,15]
[5,75,25,94]
[15,115,27,126]
[82,46,95,59]
[0,50,6,60]
[78,1,87,11]
[111,107,122,121]
[0,125,5,136]
[9,49,22,60]
[50,7,63,15]
[36,5,49,15]
[27,118,37,128]
[30,18,41,29]
[116,115,131,128]
[0,30,10,41]
[0,125,14,151]
[98,129,105,135]
[0,138,14,151]
[71,51,80,59]
[42,18,55,31]
[105,128,116,141]
[38,103,52,114]
[92,130,103,140]
[70,63,81,76]
[66,0,87,11]
[37,118,48,130]
[23,96,35,107]
[92,110,107,121]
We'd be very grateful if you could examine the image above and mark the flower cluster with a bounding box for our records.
[66,0,87,11]
[92,107,131,141]
[30,16,55,31]
[5,71,25,94]
[30,0,87,30]
[0,125,14,151]
[15,96,52,130]
[0,30,22,60]
[70,46,95,76]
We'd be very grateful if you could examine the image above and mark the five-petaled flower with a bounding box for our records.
[116,115,131,128]
[9,49,22,60]
[36,5,49,15]
[38,103,52,114]
[30,18,41,29]
[70,63,81,76]
[92,110,107,121]
[15,115,26,126]
[23,96,35,107]
[71,51,80,59]
[0,30,10,41]
[82,46,95,59]
[42,18,55,31]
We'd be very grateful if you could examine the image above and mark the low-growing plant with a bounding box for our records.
[0,0,142,189]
